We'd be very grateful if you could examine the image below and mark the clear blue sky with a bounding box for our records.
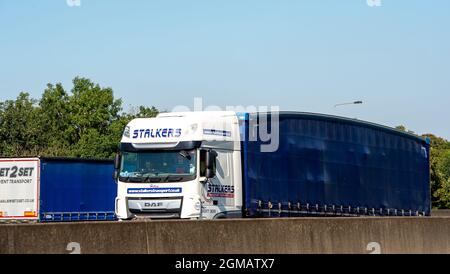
[1,0,449,138]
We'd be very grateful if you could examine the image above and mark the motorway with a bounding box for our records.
[1,216,450,254]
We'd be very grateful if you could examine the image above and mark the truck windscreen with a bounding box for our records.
[119,150,197,182]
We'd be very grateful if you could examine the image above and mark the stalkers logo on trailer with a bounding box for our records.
[207,183,235,198]
[132,128,182,139]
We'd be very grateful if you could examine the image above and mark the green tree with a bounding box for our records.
[0,77,159,159]
[38,83,71,156]
[422,134,450,208]
[63,77,159,158]
[67,77,122,144]
[440,150,450,179]
[0,92,41,156]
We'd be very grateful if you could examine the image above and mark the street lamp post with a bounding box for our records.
[334,101,363,108]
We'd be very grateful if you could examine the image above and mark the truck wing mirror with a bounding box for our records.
[205,150,217,179]
[205,169,215,179]
[113,170,120,181]
[113,153,121,181]
[114,153,121,170]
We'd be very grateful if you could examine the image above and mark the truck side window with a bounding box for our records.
[200,150,207,177]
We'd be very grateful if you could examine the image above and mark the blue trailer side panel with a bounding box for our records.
[241,113,431,217]
[39,158,117,221]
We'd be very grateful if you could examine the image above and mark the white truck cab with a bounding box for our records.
[114,111,244,220]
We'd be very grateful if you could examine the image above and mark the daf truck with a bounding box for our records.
[114,111,430,220]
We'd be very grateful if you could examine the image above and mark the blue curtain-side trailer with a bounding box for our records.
[239,112,431,217]
[0,157,117,222]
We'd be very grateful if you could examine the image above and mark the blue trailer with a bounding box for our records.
[240,112,431,217]
[0,157,117,222]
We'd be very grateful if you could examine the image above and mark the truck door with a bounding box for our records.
[200,149,235,218]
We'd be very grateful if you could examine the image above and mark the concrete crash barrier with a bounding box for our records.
[432,210,450,217]
[1,217,450,254]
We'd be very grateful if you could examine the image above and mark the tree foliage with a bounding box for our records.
[0,92,41,156]
[422,134,450,209]
[0,77,158,159]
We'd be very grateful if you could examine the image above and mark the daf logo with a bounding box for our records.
[144,202,163,207]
